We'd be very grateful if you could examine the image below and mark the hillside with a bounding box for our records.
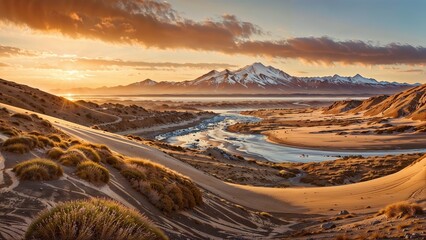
[0,78,117,126]
[324,84,426,120]
[52,63,416,95]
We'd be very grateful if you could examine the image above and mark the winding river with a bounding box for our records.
[156,111,426,163]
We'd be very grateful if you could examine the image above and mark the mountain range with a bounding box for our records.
[54,62,418,95]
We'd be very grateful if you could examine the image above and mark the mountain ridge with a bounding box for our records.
[52,62,419,95]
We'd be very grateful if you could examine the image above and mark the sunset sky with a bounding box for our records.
[0,0,425,91]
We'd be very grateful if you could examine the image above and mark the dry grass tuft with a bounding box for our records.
[58,149,87,166]
[47,147,64,160]
[2,135,40,153]
[25,198,168,240]
[378,201,423,219]
[47,134,62,143]
[2,143,30,153]
[69,144,101,162]
[11,113,33,121]
[76,161,110,184]
[121,158,202,213]
[105,155,125,169]
[13,158,63,181]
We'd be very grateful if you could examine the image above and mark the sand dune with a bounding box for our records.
[324,84,426,120]
[2,102,424,216]
[0,78,117,126]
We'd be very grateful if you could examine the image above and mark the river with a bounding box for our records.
[156,111,426,163]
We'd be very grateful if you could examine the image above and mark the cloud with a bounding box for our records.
[35,57,237,71]
[398,69,424,73]
[72,58,237,69]
[233,38,426,65]
[0,45,35,57]
[1,0,426,65]
[0,62,9,67]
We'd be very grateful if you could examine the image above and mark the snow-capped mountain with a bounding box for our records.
[55,62,418,95]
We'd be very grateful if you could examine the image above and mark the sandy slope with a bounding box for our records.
[2,102,424,215]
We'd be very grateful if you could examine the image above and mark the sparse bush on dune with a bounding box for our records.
[2,143,30,153]
[2,135,39,153]
[0,124,19,136]
[105,155,125,169]
[11,113,33,121]
[58,149,87,166]
[36,135,55,148]
[25,198,168,240]
[121,158,202,213]
[47,147,64,160]
[76,161,110,184]
[69,144,101,162]
[47,134,62,143]
[13,158,63,181]
[378,202,423,219]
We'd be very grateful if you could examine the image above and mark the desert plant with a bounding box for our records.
[47,147,64,160]
[69,144,101,162]
[378,202,423,219]
[36,136,55,148]
[25,198,168,240]
[58,149,87,166]
[2,143,30,153]
[11,113,33,121]
[0,125,19,136]
[76,161,110,184]
[122,158,202,213]
[13,158,63,181]
[47,134,62,143]
[3,135,38,149]
[105,155,125,169]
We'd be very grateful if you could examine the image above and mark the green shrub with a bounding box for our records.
[25,198,168,240]
[13,158,63,181]
[76,161,110,184]
[59,149,87,166]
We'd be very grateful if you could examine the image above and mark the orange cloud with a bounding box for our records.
[0,45,35,57]
[37,57,238,70]
[1,0,426,65]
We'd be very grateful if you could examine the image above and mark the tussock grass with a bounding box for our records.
[58,149,87,166]
[0,124,19,136]
[47,134,62,143]
[47,147,64,160]
[69,144,101,162]
[105,155,125,169]
[76,161,110,184]
[13,158,63,181]
[2,143,30,153]
[121,158,202,213]
[11,113,33,121]
[36,136,55,148]
[3,135,38,148]
[2,135,40,153]
[25,198,168,240]
[378,201,423,219]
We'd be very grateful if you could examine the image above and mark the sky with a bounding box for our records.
[0,0,425,91]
